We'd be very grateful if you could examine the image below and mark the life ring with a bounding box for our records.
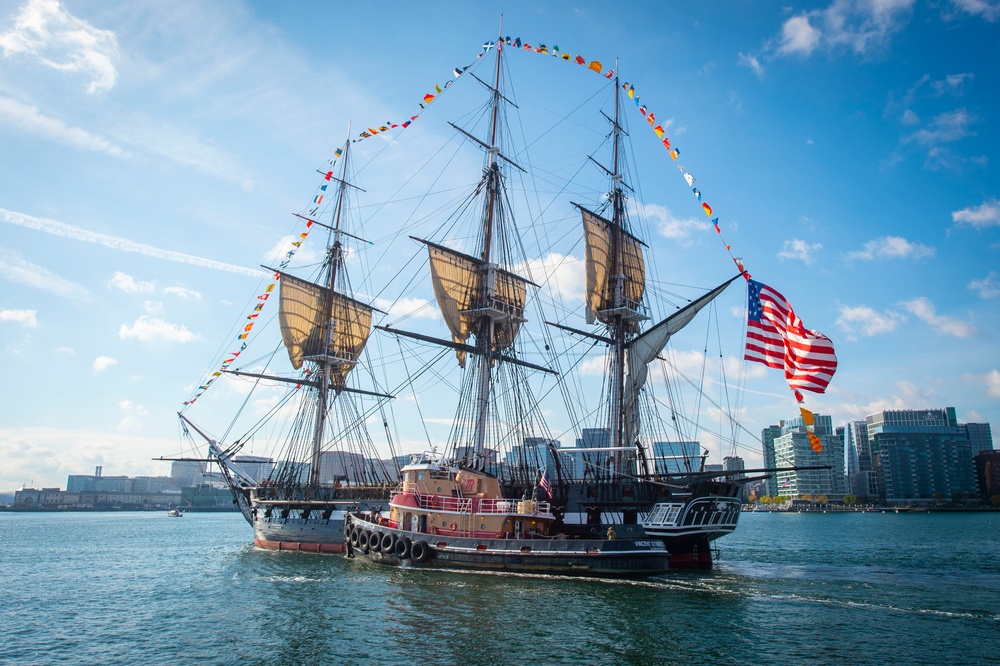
[369,531,382,553]
[358,530,370,552]
[449,522,457,531]
[411,540,431,564]
[380,531,397,553]
[394,536,412,559]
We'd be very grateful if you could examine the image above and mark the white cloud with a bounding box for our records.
[110,115,247,185]
[577,356,608,377]
[846,235,935,260]
[775,0,914,58]
[374,296,439,322]
[0,246,89,298]
[109,271,155,294]
[0,96,128,157]
[986,369,1000,399]
[951,0,1000,22]
[119,315,199,343]
[55,345,75,354]
[899,297,976,337]
[640,203,707,246]
[0,309,38,327]
[163,286,202,300]
[777,239,822,264]
[92,355,117,372]
[1,208,262,276]
[968,271,1000,299]
[952,198,1000,229]
[262,233,324,268]
[143,300,164,315]
[836,305,905,340]
[0,0,119,93]
[906,108,975,146]
[738,52,764,77]
[931,72,974,96]
[117,399,148,432]
[523,252,586,303]
[778,15,822,55]
[0,426,178,490]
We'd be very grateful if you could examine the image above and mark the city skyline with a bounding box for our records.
[2,0,1000,491]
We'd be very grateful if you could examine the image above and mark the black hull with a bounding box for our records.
[510,476,744,569]
[345,515,670,578]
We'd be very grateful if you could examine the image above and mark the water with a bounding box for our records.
[1,511,997,665]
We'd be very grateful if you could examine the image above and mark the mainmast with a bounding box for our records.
[609,72,628,460]
[471,19,506,458]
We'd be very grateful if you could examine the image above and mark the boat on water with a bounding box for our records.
[173,28,799,569]
[344,452,669,576]
[166,509,183,517]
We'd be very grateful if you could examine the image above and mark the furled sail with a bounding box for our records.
[622,276,739,443]
[426,243,528,367]
[278,272,374,387]
[581,208,645,327]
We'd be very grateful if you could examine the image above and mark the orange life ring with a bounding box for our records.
[449,522,457,530]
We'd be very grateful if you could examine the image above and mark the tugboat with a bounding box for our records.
[345,452,669,576]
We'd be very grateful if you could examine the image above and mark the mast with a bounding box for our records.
[472,17,505,458]
[309,132,352,487]
[609,70,628,471]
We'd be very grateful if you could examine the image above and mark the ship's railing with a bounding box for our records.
[414,494,552,516]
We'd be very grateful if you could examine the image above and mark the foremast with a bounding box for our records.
[254,130,379,488]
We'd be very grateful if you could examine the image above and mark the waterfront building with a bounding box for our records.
[229,455,274,483]
[768,413,846,502]
[723,456,748,501]
[844,420,879,500]
[865,408,977,505]
[171,460,207,487]
[506,437,575,479]
[973,450,1000,502]
[760,424,782,496]
[962,423,995,455]
[650,440,702,475]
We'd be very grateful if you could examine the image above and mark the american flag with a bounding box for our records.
[744,279,837,394]
[539,468,553,498]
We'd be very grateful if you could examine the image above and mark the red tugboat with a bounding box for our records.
[345,452,669,577]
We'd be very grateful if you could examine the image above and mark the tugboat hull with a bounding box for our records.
[344,515,670,578]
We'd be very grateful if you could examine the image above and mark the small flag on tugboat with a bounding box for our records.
[539,468,553,498]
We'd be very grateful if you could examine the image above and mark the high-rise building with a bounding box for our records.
[650,441,702,475]
[845,420,878,499]
[865,408,977,505]
[963,423,995,455]
[171,460,207,488]
[723,455,747,501]
[767,413,846,501]
[760,424,782,496]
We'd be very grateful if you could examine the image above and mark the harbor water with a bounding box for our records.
[1,510,997,665]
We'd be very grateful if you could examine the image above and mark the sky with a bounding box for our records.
[1,0,999,492]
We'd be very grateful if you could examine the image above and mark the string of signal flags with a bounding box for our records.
[183,36,838,454]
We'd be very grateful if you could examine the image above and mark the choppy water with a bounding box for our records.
[1,510,997,665]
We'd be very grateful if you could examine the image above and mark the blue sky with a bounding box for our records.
[1,0,998,491]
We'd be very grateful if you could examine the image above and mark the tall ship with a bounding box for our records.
[178,31,794,567]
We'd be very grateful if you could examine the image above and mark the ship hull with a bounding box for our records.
[241,487,388,554]
[344,515,670,577]
[537,477,744,569]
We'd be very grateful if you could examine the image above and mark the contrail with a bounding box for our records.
[0,208,263,277]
